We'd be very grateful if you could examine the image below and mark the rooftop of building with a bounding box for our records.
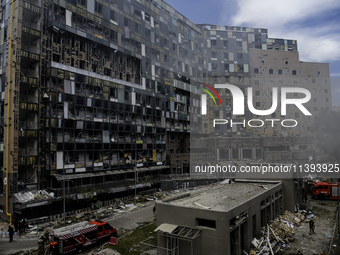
[166,180,280,212]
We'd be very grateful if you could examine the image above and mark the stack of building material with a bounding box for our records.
[14,190,55,203]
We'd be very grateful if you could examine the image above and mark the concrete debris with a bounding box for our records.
[193,202,211,209]
[250,210,315,254]
[125,204,138,210]
[220,179,232,184]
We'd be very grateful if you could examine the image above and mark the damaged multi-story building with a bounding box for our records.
[0,0,331,222]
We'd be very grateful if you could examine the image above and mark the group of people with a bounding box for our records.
[7,218,28,242]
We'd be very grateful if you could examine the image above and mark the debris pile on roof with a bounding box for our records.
[249,210,315,255]
[14,190,55,203]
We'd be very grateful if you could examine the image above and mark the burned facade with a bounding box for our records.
[0,0,332,222]
[0,0,204,221]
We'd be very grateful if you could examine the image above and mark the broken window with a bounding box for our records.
[134,9,141,19]
[110,10,117,22]
[124,91,130,101]
[95,1,103,14]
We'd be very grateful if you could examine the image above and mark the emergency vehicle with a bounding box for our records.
[50,220,117,254]
[311,182,340,199]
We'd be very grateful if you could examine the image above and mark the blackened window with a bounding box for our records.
[292,70,297,75]
[269,69,273,74]
[196,218,216,229]
[124,17,130,27]
[110,30,117,42]
[211,40,217,46]
[110,10,117,21]
[135,23,141,33]
[278,69,282,75]
[145,28,151,38]
[254,68,259,74]
[172,43,177,51]
[145,13,151,22]
[78,0,86,6]
[124,91,130,101]
[134,9,141,19]
[95,1,103,13]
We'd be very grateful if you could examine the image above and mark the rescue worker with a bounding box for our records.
[38,237,45,255]
[50,241,58,255]
[8,224,14,242]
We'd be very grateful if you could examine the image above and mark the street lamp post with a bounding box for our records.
[338,178,340,245]
[134,170,136,204]
[134,170,139,204]
[63,168,66,226]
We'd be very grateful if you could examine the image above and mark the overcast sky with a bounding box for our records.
[167,0,340,105]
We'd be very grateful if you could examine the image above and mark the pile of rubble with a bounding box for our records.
[249,210,316,255]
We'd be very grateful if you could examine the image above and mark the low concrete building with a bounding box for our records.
[155,180,291,255]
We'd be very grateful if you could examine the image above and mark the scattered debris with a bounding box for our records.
[249,210,316,254]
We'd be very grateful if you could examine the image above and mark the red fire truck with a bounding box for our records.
[50,220,117,254]
[311,182,340,199]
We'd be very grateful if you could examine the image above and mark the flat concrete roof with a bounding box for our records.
[167,181,280,212]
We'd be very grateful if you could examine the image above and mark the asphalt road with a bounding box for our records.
[0,203,155,255]
[0,238,38,255]
[107,204,155,230]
